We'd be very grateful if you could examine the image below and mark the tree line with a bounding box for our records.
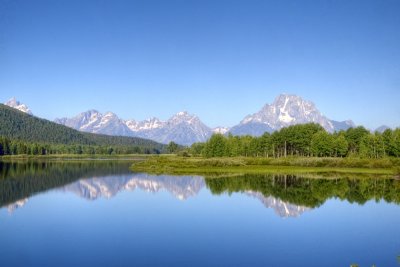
[188,123,400,158]
[0,136,161,156]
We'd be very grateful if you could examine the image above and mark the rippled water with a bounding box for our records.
[1,161,399,267]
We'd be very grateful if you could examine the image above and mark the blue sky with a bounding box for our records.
[1,0,399,129]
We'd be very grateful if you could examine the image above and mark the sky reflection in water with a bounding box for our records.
[0,161,399,267]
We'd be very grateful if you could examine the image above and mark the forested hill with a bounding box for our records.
[0,104,166,152]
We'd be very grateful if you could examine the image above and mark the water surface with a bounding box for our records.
[0,161,399,267]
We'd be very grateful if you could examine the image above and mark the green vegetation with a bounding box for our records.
[135,123,400,176]
[188,123,400,159]
[0,104,166,155]
[131,156,399,176]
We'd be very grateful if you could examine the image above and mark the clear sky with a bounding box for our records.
[1,0,399,129]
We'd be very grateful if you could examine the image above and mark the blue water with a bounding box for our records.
[0,161,399,267]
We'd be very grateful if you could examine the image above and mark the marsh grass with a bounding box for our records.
[131,156,398,177]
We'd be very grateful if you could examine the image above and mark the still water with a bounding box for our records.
[0,161,399,267]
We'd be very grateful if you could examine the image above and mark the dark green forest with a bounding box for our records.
[190,123,400,159]
[0,104,166,155]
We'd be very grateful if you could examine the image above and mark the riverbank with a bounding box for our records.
[130,156,400,176]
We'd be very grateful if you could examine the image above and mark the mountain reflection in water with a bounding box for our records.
[1,161,399,218]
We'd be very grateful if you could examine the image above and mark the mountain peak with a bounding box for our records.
[230,94,353,136]
[176,111,189,116]
[4,97,33,115]
[169,111,198,124]
[272,94,315,108]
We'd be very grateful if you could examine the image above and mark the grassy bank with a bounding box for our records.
[131,156,400,176]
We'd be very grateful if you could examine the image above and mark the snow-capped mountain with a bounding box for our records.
[125,117,165,132]
[55,110,213,145]
[4,97,33,115]
[55,110,132,136]
[229,94,355,136]
[137,111,212,146]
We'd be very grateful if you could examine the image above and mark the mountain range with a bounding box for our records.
[3,94,375,146]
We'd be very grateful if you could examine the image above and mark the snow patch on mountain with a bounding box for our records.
[4,97,33,115]
[125,117,165,132]
[212,127,230,134]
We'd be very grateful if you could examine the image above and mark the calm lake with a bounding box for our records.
[0,160,399,267]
